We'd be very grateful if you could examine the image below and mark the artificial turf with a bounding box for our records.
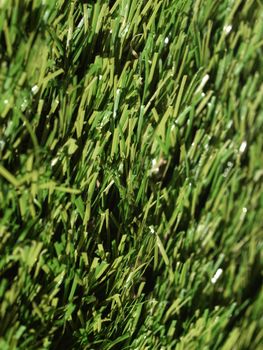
[0,0,262,349]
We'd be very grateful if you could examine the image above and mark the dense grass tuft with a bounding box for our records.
[0,0,262,349]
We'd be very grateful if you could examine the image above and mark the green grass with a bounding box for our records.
[0,0,262,349]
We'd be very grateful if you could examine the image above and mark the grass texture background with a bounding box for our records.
[0,0,262,349]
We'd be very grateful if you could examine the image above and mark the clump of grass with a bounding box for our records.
[0,0,262,349]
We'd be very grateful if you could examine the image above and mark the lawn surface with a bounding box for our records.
[0,0,262,349]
